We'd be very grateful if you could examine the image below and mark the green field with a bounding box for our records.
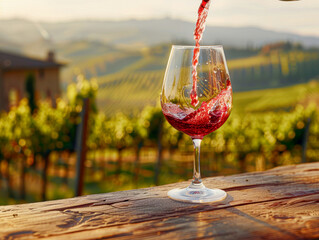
[233,80,319,114]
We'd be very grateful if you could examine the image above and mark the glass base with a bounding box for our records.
[167,182,227,203]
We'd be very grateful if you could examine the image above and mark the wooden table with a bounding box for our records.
[0,163,318,240]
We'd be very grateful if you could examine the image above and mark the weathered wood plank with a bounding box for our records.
[0,163,318,239]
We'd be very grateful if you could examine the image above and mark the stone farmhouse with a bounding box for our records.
[0,50,64,111]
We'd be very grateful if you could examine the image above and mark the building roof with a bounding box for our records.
[0,50,64,70]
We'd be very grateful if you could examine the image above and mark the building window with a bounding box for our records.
[46,89,52,103]
[46,89,52,98]
[39,69,45,79]
[9,89,19,107]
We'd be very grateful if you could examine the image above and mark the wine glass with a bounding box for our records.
[161,45,232,203]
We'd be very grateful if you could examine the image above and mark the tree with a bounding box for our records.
[25,73,37,114]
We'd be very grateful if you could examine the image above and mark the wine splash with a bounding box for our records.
[190,0,211,107]
[162,79,232,139]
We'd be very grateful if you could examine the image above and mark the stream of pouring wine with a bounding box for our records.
[190,0,211,107]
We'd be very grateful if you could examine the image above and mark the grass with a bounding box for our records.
[233,79,319,114]
[228,50,319,69]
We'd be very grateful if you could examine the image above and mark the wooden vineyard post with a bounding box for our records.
[75,98,90,196]
[41,153,50,201]
[20,155,26,200]
[302,117,311,163]
[154,118,163,186]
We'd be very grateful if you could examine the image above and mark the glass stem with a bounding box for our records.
[192,139,202,185]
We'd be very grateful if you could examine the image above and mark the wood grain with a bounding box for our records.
[0,163,318,240]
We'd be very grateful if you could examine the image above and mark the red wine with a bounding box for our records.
[190,0,211,107]
[162,79,232,139]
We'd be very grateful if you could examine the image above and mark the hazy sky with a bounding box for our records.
[0,0,318,36]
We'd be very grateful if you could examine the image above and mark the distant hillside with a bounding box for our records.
[56,40,258,87]
[0,18,319,54]
[1,18,319,115]
[56,42,319,115]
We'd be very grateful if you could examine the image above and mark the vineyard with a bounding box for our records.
[0,76,319,205]
[0,42,318,204]
[58,42,319,115]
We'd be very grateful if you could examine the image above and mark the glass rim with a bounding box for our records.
[172,45,224,49]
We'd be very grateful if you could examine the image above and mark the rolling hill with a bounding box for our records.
[1,18,319,115]
[1,18,319,54]
[56,42,319,115]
